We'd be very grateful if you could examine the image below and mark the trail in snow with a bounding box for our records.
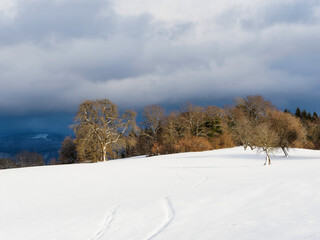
[174,172,184,183]
[143,168,208,239]
[90,205,120,240]
[90,168,208,240]
[189,169,208,188]
[170,168,208,196]
[144,197,175,240]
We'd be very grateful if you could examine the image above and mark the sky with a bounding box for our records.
[0,0,320,136]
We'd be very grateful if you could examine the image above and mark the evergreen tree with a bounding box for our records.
[284,109,291,114]
[301,110,308,119]
[312,112,319,121]
[307,112,312,121]
[295,107,301,118]
[59,136,77,164]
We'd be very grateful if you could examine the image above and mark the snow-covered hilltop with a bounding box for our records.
[0,147,320,240]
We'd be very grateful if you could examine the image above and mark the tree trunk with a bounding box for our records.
[103,145,107,162]
[264,150,271,166]
[281,147,288,157]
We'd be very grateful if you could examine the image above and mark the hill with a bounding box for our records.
[0,132,65,161]
[0,147,320,240]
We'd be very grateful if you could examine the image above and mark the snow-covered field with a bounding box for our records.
[1,147,320,240]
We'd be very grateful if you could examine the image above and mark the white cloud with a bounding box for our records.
[0,0,17,20]
[0,0,320,115]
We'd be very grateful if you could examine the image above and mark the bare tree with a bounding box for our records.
[142,105,165,139]
[228,107,255,150]
[0,158,17,169]
[235,95,275,123]
[180,103,207,137]
[253,123,279,165]
[142,105,165,155]
[229,95,275,150]
[268,110,306,156]
[73,99,136,162]
[15,151,45,167]
[161,111,181,154]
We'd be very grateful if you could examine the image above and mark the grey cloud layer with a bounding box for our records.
[0,0,320,114]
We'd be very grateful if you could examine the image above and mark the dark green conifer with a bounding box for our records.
[301,110,308,119]
[307,112,312,120]
[295,107,301,118]
[312,112,319,121]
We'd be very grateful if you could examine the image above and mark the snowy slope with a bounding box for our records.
[1,147,320,240]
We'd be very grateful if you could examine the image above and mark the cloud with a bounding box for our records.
[241,1,319,30]
[0,0,320,119]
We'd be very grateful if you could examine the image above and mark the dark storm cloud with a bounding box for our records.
[0,112,74,136]
[1,0,320,136]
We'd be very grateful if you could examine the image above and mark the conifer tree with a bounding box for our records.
[312,112,319,121]
[59,136,77,164]
[295,107,301,118]
[307,112,312,121]
[301,110,308,120]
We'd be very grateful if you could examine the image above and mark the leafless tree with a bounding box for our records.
[180,103,207,137]
[161,111,181,154]
[268,110,306,156]
[142,105,165,140]
[228,107,255,150]
[253,123,279,165]
[229,95,275,150]
[0,158,17,169]
[15,151,45,167]
[73,99,136,162]
[235,95,275,123]
[142,105,165,155]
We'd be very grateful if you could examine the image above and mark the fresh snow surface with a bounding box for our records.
[1,147,320,240]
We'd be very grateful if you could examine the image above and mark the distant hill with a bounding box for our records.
[0,133,66,162]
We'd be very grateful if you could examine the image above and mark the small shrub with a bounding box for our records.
[210,132,235,149]
[174,137,212,153]
[151,142,164,156]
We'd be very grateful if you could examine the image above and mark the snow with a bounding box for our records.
[31,134,49,139]
[1,147,320,240]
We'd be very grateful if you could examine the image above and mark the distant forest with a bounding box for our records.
[1,95,320,169]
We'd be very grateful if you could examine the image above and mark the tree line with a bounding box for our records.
[1,95,320,169]
[58,95,315,166]
[0,151,45,169]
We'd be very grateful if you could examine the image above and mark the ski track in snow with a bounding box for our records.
[173,168,208,194]
[144,197,175,240]
[90,205,119,240]
[174,172,184,183]
[90,167,207,240]
[143,168,207,239]
[189,169,208,188]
